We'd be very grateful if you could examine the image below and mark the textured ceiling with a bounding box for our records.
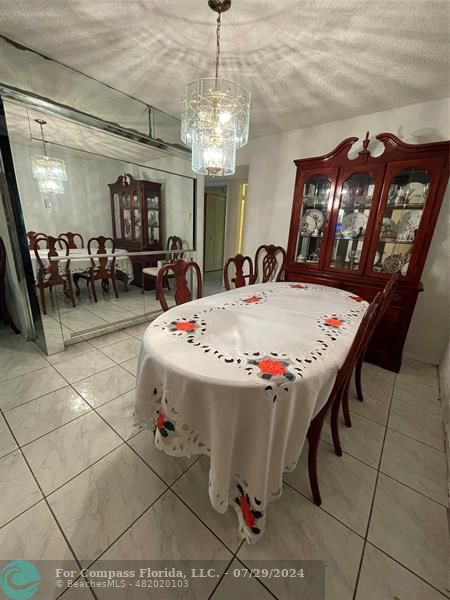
[1,0,449,138]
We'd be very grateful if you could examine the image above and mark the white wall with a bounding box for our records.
[238,97,450,364]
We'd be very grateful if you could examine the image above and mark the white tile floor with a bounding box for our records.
[0,322,447,600]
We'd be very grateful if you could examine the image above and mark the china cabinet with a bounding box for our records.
[286,132,450,372]
[109,174,162,286]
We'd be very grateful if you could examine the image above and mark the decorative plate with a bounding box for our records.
[397,210,421,240]
[304,208,324,231]
[300,214,316,234]
[406,182,426,204]
[401,261,409,275]
[380,218,397,241]
[341,212,368,236]
[382,253,405,273]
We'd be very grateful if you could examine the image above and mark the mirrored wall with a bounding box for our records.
[3,99,197,354]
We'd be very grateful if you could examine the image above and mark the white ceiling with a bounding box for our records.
[1,0,449,138]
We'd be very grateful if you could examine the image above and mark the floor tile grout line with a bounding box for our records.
[377,470,447,508]
[364,540,449,599]
[5,406,94,451]
[385,424,445,453]
[1,381,69,414]
[282,480,366,541]
[351,371,397,600]
[231,555,281,600]
[319,435,446,506]
[0,412,99,600]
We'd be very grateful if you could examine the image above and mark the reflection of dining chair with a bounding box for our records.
[27,231,47,250]
[76,236,118,303]
[253,244,287,283]
[0,237,19,333]
[58,232,84,249]
[142,235,183,296]
[306,292,382,505]
[224,254,254,290]
[156,258,202,312]
[340,272,399,428]
[34,235,76,315]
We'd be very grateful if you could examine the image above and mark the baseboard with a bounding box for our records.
[403,350,439,366]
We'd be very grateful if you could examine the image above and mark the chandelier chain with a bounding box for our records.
[215,13,221,80]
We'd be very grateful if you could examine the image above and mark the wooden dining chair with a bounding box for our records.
[142,235,183,296]
[253,244,287,283]
[340,272,400,429]
[224,253,254,290]
[156,258,202,312]
[58,232,84,249]
[0,237,19,333]
[307,293,382,505]
[27,231,47,250]
[80,236,119,303]
[34,235,76,315]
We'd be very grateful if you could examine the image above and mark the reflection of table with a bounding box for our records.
[135,282,368,543]
[30,248,133,279]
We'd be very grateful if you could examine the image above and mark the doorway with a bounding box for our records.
[204,188,227,272]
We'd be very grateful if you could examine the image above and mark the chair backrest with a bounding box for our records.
[376,272,400,327]
[59,232,84,249]
[224,253,254,290]
[167,235,183,260]
[253,244,287,283]
[27,231,47,250]
[34,235,69,284]
[334,292,383,398]
[156,258,203,312]
[88,236,115,277]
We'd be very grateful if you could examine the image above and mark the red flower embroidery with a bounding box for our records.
[258,359,286,376]
[175,321,197,332]
[244,296,262,303]
[325,318,344,327]
[290,284,305,289]
[239,495,256,529]
[156,411,165,430]
[349,295,364,302]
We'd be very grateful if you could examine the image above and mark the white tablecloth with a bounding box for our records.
[30,248,133,279]
[135,282,368,543]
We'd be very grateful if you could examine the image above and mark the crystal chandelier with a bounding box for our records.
[181,0,250,176]
[31,119,67,194]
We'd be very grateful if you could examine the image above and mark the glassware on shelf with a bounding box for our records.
[329,172,375,271]
[373,167,430,275]
[295,174,331,265]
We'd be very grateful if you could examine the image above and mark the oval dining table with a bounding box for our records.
[134,282,368,543]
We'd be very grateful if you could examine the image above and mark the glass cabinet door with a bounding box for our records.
[371,167,430,277]
[327,171,378,271]
[132,191,140,240]
[123,192,131,240]
[146,193,160,245]
[295,175,332,265]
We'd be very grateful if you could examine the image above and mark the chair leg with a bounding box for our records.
[66,277,76,308]
[307,416,323,506]
[73,274,81,296]
[124,275,129,292]
[342,379,352,428]
[39,285,47,315]
[355,355,364,402]
[330,394,343,457]
[90,273,98,303]
[111,273,119,299]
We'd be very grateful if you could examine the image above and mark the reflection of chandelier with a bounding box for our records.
[31,119,67,194]
[181,0,250,176]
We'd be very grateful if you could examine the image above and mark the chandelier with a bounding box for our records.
[31,119,67,194]
[181,0,250,176]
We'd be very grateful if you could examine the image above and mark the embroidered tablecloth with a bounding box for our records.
[135,282,368,543]
[30,248,133,279]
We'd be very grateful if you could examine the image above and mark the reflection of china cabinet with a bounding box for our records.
[109,174,162,286]
[286,132,450,372]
